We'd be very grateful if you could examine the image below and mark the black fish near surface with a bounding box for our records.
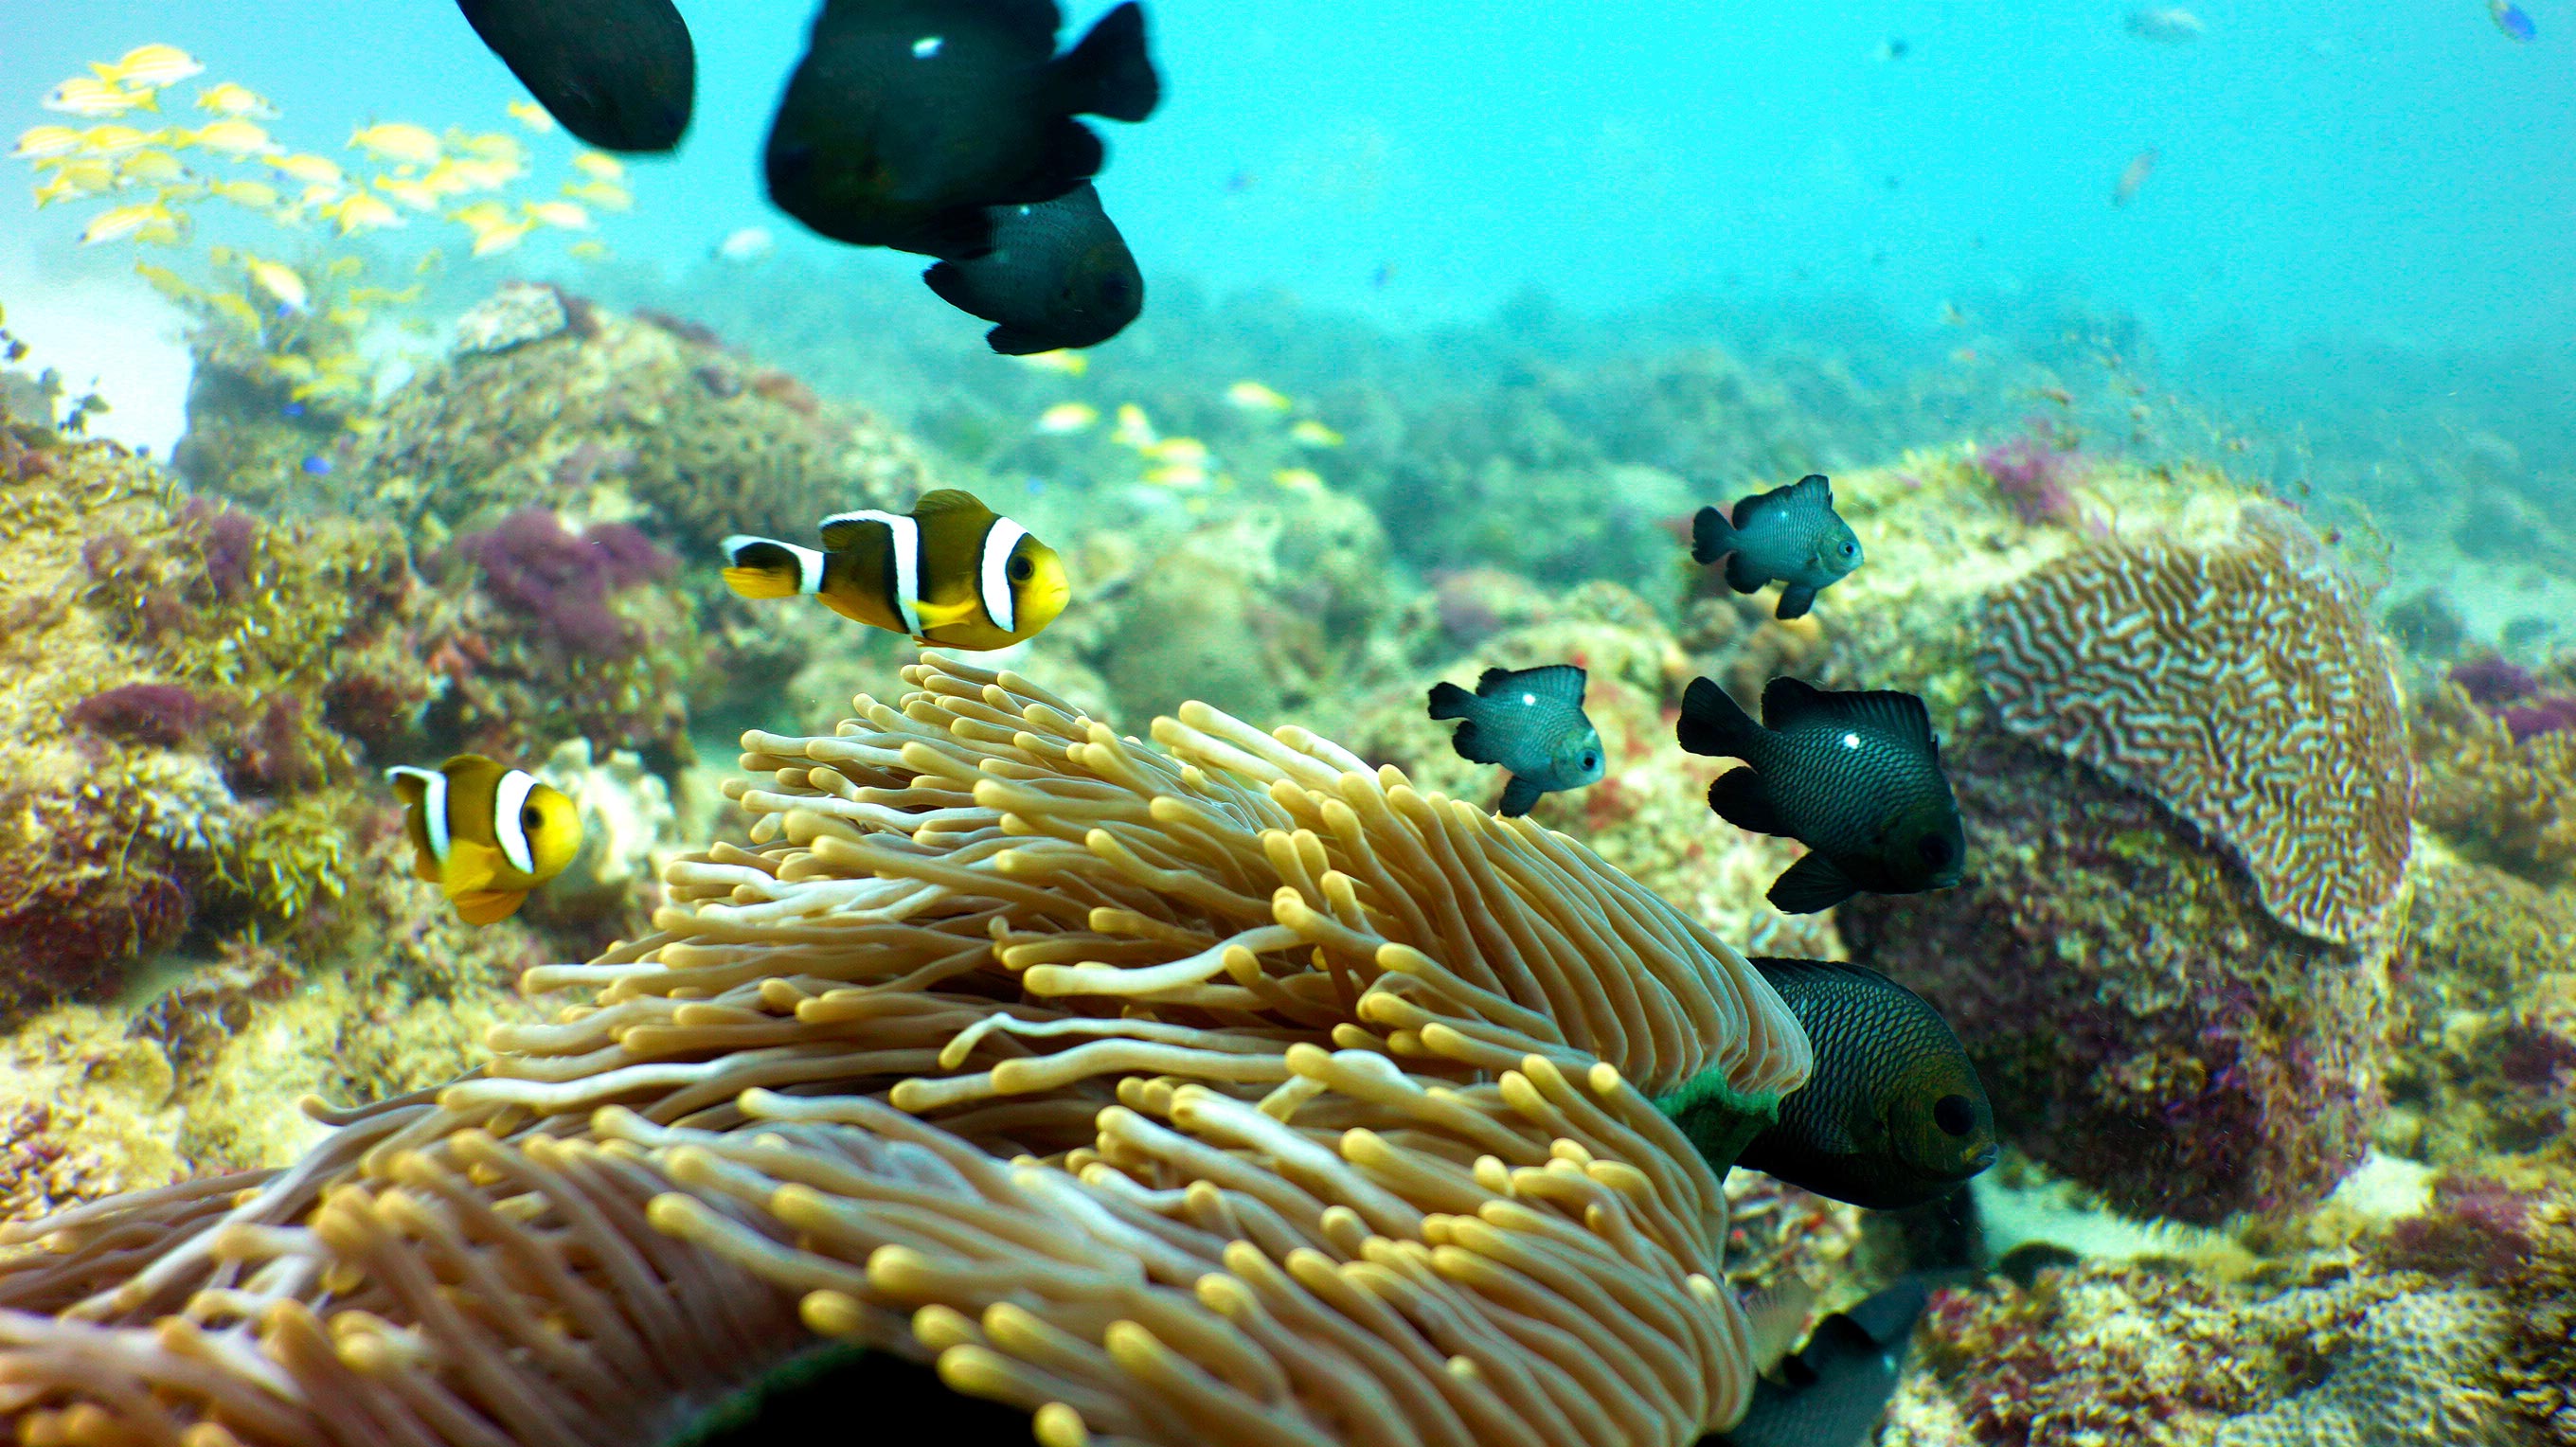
[924,183,1142,352]
[1676,675,1966,913]
[766,0,1161,259]
[455,0,696,152]
[1709,1277,1933,1447]
[1736,956,1995,1210]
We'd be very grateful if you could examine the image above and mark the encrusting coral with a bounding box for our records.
[0,652,1813,1447]
[2411,680,2576,888]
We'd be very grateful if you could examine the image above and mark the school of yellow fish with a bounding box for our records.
[1020,361,1347,509]
[18,44,635,259]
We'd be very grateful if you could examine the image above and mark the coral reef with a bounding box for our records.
[2381,844,2576,1164]
[1981,512,2414,948]
[2412,680,2576,887]
[528,736,682,929]
[354,296,933,557]
[0,652,1812,1447]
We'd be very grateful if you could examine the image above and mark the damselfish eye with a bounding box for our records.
[1582,753,1597,770]
[1839,541,1859,558]
[1008,554,1035,582]
[523,807,544,830]
[1932,1094,1977,1136]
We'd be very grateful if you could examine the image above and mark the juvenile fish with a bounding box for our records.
[455,0,696,152]
[1676,675,1965,913]
[722,488,1070,651]
[1713,1277,1933,1447]
[923,182,1142,352]
[1737,956,1995,1209]
[1690,473,1862,620]
[1427,664,1604,817]
[765,0,1159,259]
[387,754,584,924]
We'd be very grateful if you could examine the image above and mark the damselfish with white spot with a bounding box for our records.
[1712,1277,1933,1447]
[1426,664,1605,816]
[1690,473,1863,620]
[721,488,1070,651]
[1676,675,1966,912]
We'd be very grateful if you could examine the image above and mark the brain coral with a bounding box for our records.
[1979,512,2413,947]
[0,652,1811,1447]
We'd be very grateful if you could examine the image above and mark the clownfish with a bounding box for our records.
[720,489,1070,651]
[385,754,583,924]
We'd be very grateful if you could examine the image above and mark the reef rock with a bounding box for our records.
[531,737,682,924]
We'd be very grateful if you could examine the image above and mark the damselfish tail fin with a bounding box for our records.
[1055,1,1160,122]
[1676,676,1763,759]
[1690,504,1737,565]
[1425,680,1477,721]
[721,535,824,599]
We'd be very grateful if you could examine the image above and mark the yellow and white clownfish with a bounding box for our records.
[385,754,583,925]
[720,488,1070,651]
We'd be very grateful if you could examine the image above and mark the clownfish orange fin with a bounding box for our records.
[911,597,981,629]
[452,888,528,925]
[439,838,504,899]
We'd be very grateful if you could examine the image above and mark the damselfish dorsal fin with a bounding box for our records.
[1786,473,1833,508]
[1477,664,1585,706]
[1761,678,1936,748]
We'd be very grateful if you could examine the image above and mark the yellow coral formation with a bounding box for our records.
[2412,683,2576,887]
[0,652,1812,1446]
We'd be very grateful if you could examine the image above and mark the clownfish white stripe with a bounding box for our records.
[724,534,827,595]
[491,768,540,874]
[979,516,1029,634]
[388,765,452,864]
[824,509,922,635]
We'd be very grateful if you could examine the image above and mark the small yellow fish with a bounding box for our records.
[561,179,633,211]
[349,122,441,167]
[323,190,404,234]
[1014,348,1089,376]
[1112,402,1156,449]
[10,126,83,160]
[44,77,155,118]
[416,248,447,275]
[441,155,524,191]
[523,199,589,229]
[245,258,309,313]
[263,152,344,187]
[134,261,199,301]
[506,98,558,134]
[1145,462,1210,490]
[31,158,117,206]
[81,198,182,245]
[193,82,278,118]
[323,255,365,279]
[467,218,535,256]
[1145,437,1209,467]
[116,148,189,187]
[1288,419,1344,448]
[265,354,317,383]
[187,118,278,157]
[92,45,204,91]
[570,151,625,181]
[1035,402,1100,434]
[77,124,159,155]
[202,178,277,210]
[207,292,263,332]
[1225,380,1293,412]
[566,240,612,260]
[386,755,584,925]
[721,489,1071,652]
[1272,468,1325,493]
[373,174,449,211]
[451,129,527,163]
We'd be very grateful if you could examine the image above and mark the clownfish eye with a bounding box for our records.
[523,807,544,830]
[1932,1094,1977,1136]
[1008,553,1035,582]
